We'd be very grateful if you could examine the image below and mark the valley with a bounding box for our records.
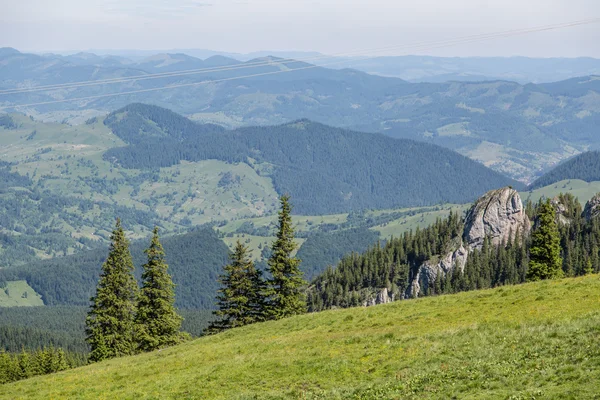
[1,14,600,395]
[2,49,600,183]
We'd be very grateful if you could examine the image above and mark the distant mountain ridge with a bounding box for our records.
[531,151,600,189]
[102,103,523,214]
[1,48,599,182]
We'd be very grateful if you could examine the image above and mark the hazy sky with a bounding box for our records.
[1,0,599,57]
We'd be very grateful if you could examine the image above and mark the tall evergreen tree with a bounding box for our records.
[266,195,307,320]
[86,219,138,363]
[207,241,266,333]
[135,227,183,352]
[527,199,563,281]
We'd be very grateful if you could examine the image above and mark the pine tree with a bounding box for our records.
[135,227,183,352]
[266,195,307,320]
[527,200,563,281]
[86,219,138,362]
[207,240,266,333]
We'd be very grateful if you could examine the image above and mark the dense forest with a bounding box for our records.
[307,193,599,311]
[0,306,213,355]
[0,228,230,309]
[531,151,600,189]
[103,104,522,214]
[296,227,380,280]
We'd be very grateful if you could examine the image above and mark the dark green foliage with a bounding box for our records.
[207,241,266,333]
[527,200,563,281]
[296,227,380,280]
[0,306,213,355]
[0,227,229,309]
[307,212,464,310]
[308,194,600,311]
[531,151,600,189]
[135,228,183,351]
[266,196,307,319]
[86,219,138,362]
[103,104,522,214]
[0,347,81,385]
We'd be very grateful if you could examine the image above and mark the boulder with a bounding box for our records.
[463,187,530,250]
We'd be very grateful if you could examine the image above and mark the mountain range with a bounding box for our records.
[2,48,599,182]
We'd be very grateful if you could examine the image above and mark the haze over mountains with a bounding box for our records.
[2,48,599,183]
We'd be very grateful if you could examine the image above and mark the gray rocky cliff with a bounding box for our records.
[463,187,531,250]
[583,193,600,221]
[405,243,468,299]
[406,187,530,299]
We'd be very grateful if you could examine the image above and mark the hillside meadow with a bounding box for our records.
[3,275,600,399]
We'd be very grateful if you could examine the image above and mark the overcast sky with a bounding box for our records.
[1,0,599,57]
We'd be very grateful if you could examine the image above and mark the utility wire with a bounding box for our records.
[1,18,598,110]
[1,18,598,96]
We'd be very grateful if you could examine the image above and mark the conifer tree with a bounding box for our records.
[135,227,183,352]
[527,199,563,281]
[86,219,138,362]
[266,195,307,319]
[207,241,266,333]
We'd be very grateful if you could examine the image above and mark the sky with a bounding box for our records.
[1,0,599,57]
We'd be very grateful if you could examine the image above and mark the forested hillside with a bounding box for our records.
[307,192,598,311]
[0,228,229,309]
[103,103,522,214]
[2,49,599,182]
[531,151,600,189]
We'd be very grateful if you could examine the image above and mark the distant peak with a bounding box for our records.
[0,47,21,57]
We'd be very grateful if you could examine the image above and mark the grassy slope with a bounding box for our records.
[4,275,600,399]
[0,280,43,307]
[523,179,600,205]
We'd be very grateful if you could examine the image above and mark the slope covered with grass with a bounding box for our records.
[4,275,600,399]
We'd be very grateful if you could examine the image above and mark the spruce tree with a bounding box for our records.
[527,199,563,281]
[135,227,183,352]
[207,241,266,333]
[86,219,138,362]
[266,195,307,320]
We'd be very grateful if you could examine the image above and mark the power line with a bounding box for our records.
[1,18,597,97]
[1,18,598,110]
[1,18,598,97]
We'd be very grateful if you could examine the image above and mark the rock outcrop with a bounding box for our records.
[583,193,600,221]
[405,243,468,298]
[551,196,571,226]
[406,187,530,299]
[463,187,531,250]
[363,288,393,307]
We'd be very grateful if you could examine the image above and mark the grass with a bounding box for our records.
[523,179,600,205]
[4,275,600,399]
[371,204,469,239]
[0,280,44,307]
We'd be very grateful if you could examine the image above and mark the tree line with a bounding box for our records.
[0,347,83,385]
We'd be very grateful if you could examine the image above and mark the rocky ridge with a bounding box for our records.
[405,187,531,298]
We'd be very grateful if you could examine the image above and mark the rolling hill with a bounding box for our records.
[2,49,599,182]
[102,103,523,214]
[0,106,520,268]
[530,151,600,189]
[3,275,600,399]
[0,227,229,310]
